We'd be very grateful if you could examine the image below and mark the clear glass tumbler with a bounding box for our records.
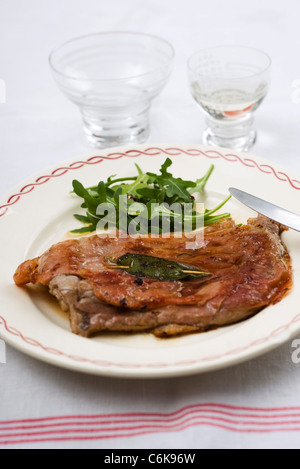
[187,46,271,151]
[49,32,174,148]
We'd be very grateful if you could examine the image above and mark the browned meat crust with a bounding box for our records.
[14,216,292,337]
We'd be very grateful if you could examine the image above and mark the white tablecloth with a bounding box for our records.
[1,0,300,449]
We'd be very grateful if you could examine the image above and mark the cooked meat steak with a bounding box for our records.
[14,216,292,337]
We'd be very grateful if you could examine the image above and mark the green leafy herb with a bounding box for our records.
[70,158,231,234]
[109,253,212,281]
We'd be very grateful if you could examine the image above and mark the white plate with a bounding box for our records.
[1,144,300,378]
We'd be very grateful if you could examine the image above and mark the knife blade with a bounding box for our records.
[229,187,300,232]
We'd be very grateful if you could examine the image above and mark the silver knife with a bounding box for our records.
[229,187,300,232]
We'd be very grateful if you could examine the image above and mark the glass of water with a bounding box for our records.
[187,46,271,151]
[49,32,174,148]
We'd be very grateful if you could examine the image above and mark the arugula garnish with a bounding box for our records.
[70,159,231,234]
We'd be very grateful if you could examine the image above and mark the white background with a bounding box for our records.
[1,0,300,449]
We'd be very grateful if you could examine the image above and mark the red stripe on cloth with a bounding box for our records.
[2,416,300,438]
[3,409,300,432]
[1,420,300,446]
[2,403,300,426]
[2,408,300,445]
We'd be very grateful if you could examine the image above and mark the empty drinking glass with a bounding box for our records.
[187,46,271,151]
[49,32,174,148]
